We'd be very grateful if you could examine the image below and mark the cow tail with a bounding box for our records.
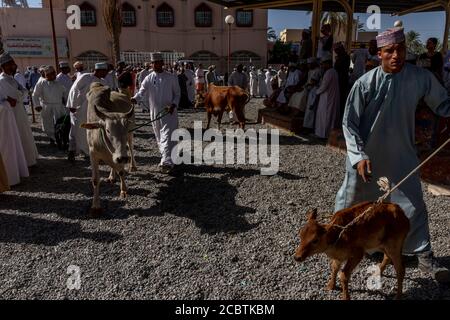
[244,91,251,105]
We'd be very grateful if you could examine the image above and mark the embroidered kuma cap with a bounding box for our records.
[376,27,405,48]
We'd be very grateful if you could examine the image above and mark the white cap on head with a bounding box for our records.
[150,52,164,62]
[0,51,13,66]
[94,62,108,70]
[59,61,69,68]
[73,61,83,68]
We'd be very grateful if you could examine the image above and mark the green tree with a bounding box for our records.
[268,40,292,64]
[267,27,278,42]
[406,30,425,55]
[435,38,443,53]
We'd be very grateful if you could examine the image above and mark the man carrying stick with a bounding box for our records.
[335,27,450,283]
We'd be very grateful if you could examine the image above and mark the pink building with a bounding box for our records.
[0,0,268,74]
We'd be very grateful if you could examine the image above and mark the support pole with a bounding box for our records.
[232,0,312,10]
[345,6,353,52]
[311,0,322,57]
[443,2,450,54]
[49,0,59,70]
[228,23,231,77]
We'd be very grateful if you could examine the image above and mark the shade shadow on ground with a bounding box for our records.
[146,172,258,234]
[0,212,121,246]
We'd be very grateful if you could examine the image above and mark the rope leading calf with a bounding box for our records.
[333,136,450,244]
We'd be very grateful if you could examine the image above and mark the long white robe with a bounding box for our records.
[0,102,29,186]
[195,68,205,85]
[74,71,87,80]
[249,71,258,97]
[350,48,369,83]
[314,68,340,138]
[137,69,152,111]
[228,71,248,90]
[335,64,450,254]
[277,69,300,104]
[32,79,68,140]
[0,153,9,192]
[444,68,450,95]
[66,73,106,155]
[277,69,287,88]
[14,72,29,105]
[257,71,267,97]
[0,72,39,167]
[303,84,319,129]
[291,68,322,112]
[137,69,151,88]
[185,69,196,103]
[56,72,73,92]
[133,71,181,166]
[265,70,273,97]
[104,71,118,91]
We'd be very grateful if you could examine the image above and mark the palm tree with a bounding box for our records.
[322,12,348,35]
[306,11,348,36]
[435,38,443,53]
[102,0,122,64]
[267,27,278,42]
[406,30,425,55]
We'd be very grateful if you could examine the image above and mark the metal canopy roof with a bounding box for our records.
[207,0,446,14]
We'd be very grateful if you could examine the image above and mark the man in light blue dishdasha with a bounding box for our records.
[335,27,450,283]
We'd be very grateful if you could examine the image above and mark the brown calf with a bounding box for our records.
[294,201,410,300]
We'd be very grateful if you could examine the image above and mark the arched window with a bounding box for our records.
[122,2,136,27]
[195,3,212,27]
[80,2,96,26]
[231,50,261,67]
[75,51,108,71]
[156,2,174,27]
[236,9,253,27]
[189,50,219,69]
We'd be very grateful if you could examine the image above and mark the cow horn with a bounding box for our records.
[124,105,134,119]
[94,104,106,120]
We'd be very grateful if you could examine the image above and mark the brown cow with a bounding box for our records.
[202,84,250,130]
[294,202,410,300]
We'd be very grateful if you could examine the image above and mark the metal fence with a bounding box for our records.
[120,51,185,66]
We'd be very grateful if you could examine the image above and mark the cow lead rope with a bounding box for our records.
[333,136,450,245]
[128,108,171,133]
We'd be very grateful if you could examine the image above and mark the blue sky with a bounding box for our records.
[25,1,446,43]
[269,10,446,43]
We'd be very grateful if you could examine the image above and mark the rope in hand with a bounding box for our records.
[128,108,171,133]
[332,136,450,245]
[97,108,171,152]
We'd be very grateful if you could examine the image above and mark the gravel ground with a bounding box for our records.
[0,99,449,300]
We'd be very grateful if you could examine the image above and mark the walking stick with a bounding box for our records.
[28,90,36,123]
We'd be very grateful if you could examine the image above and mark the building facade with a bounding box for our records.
[0,0,268,73]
